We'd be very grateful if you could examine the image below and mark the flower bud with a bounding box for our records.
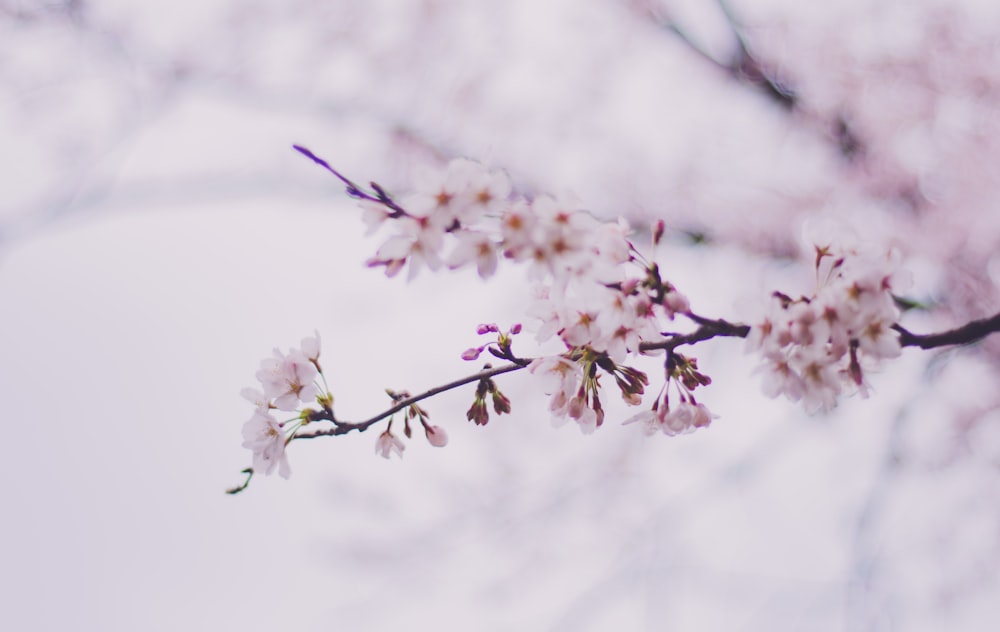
[491,390,512,414]
[467,399,489,425]
[424,425,449,447]
[461,346,484,361]
[652,219,666,246]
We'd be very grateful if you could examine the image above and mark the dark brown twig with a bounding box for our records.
[293,360,529,440]
[893,312,1000,350]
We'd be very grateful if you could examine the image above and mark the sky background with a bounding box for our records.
[2,1,999,630]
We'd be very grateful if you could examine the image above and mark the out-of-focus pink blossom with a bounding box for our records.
[424,425,449,447]
[748,241,906,412]
[375,430,405,459]
[461,346,484,361]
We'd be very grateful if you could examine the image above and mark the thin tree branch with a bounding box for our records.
[294,360,530,440]
[292,144,409,216]
[893,312,1000,349]
[291,310,1000,443]
[640,317,751,352]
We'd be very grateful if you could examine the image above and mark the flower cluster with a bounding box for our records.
[232,147,937,493]
[624,353,714,436]
[240,332,324,479]
[376,389,450,459]
[360,157,705,432]
[239,332,450,482]
[747,243,909,412]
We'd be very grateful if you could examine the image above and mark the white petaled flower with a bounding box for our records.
[301,331,321,363]
[360,200,392,235]
[746,296,792,354]
[375,215,446,280]
[749,240,911,412]
[241,412,290,479]
[525,284,564,343]
[499,200,538,261]
[623,409,660,436]
[857,314,902,359]
[787,301,821,347]
[603,324,638,365]
[660,404,694,436]
[529,355,581,415]
[405,160,474,221]
[465,162,512,217]
[561,308,602,348]
[375,430,405,459]
[812,293,851,357]
[520,195,597,282]
[424,425,449,447]
[568,401,598,434]
[240,387,271,416]
[690,402,715,429]
[797,351,842,413]
[256,348,319,411]
[448,230,500,279]
[662,401,716,435]
[625,400,715,437]
[759,352,806,402]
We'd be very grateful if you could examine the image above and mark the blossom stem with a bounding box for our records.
[225,468,254,495]
[292,145,409,216]
[641,317,751,352]
[294,360,530,440]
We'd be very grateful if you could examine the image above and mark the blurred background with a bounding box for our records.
[2,0,1000,629]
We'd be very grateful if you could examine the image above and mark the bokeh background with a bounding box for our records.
[3,0,1000,630]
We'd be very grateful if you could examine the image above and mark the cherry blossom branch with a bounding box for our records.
[646,309,1000,354]
[293,315,752,442]
[292,144,409,217]
[893,311,1000,350]
[236,147,1000,491]
[293,360,530,440]
[640,314,751,352]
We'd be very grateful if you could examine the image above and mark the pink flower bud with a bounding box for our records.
[424,425,449,447]
[509,323,522,335]
[652,219,665,245]
[461,346,484,361]
[476,323,499,335]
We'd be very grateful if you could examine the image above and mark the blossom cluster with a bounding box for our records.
[623,353,715,436]
[234,148,926,491]
[363,156,702,433]
[746,243,909,412]
[240,333,323,479]
[239,332,449,481]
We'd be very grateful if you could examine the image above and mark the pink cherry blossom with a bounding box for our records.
[424,425,449,447]
[255,348,319,411]
[301,331,321,363]
[241,412,290,479]
[375,430,405,459]
[529,355,581,415]
[447,230,499,278]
